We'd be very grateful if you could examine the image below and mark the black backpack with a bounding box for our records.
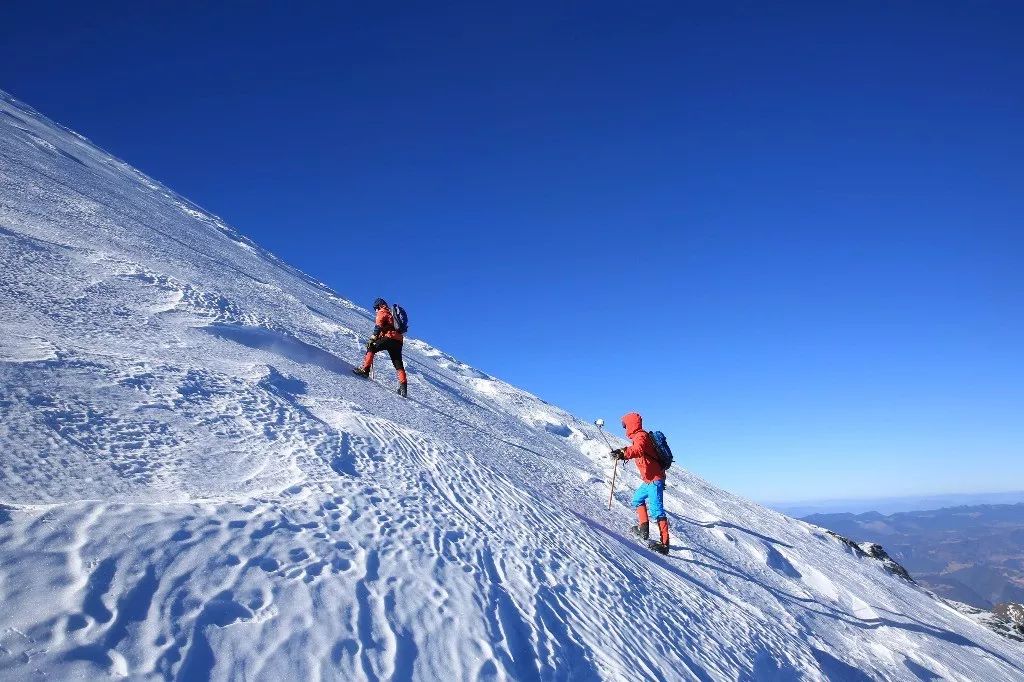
[391,303,409,334]
[648,430,674,470]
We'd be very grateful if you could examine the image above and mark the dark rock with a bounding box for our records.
[818,529,917,583]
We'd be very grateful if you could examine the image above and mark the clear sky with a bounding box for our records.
[3,1,1022,503]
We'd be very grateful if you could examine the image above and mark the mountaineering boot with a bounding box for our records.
[397,382,408,398]
[352,366,370,378]
[648,517,670,554]
[631,522,650,541]
[648,541,669,555]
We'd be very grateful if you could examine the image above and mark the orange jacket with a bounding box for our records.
[622,412,665,483]
[373,306,404,341]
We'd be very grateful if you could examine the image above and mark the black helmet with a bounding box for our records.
[373,298,387,310]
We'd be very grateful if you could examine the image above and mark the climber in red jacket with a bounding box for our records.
[611,412,669,554]
[353,298,408,397]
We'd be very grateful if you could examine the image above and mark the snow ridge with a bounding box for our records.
[2,89,1023,681]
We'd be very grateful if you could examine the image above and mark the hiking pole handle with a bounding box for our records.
[595,419,615,451]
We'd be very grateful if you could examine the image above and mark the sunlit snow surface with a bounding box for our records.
[1,90,1022,681]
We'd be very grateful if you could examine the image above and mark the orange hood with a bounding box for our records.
[621,412,643,437]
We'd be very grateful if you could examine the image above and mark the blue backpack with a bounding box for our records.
[391,303,409,334]
[648,430,674,470]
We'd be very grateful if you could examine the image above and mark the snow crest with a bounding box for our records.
[2,90,1023,680]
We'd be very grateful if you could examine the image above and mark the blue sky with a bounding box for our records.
[3,1,1022,503]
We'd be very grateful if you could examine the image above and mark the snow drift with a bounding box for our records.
[1,90,1022,681]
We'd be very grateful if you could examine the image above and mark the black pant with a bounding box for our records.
[367,337,404,371]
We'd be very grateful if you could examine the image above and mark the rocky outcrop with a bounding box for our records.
[820,529,916,583]
[857,541,916,582]
[995,603,1024,636]
[944,600,1024,643]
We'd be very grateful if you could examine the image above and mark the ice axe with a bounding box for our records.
[596,418,619,510]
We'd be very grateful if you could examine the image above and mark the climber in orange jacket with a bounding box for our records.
[611,412,669,554]
[352,298,408,397]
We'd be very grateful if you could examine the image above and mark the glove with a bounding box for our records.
[609,448,625,461]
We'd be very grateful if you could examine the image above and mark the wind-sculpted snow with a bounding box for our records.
[1,90,1023,681]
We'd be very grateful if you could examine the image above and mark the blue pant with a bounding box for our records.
[632,480,666,521]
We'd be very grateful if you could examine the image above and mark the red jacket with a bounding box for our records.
[622,412,665,483]
[373,306,404,341]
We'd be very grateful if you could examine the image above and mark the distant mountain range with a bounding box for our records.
[804,503,1024,609]
[771,490,1024,517]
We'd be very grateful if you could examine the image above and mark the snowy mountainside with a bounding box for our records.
[1,90,1023,681]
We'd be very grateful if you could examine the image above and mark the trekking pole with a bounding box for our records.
[607,459,619,510]
[596,419,618,510]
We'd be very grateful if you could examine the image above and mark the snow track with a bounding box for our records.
[2,89,1024,680]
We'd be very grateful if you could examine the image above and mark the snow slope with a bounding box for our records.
[1,90,1022,682]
